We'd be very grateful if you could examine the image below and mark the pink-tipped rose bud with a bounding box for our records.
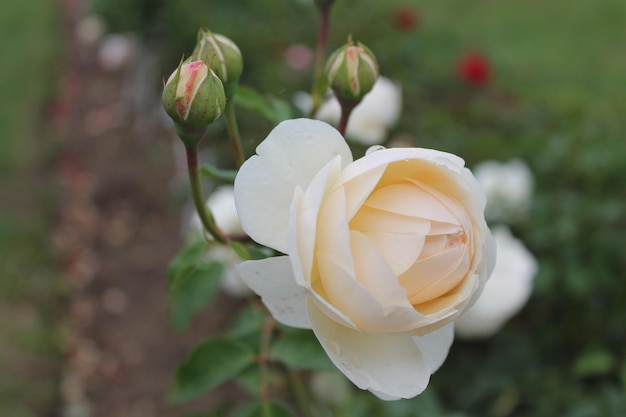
[325,37,379,102]
[192,29,243,100]
[162,60,226,145]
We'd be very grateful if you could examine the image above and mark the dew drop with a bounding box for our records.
[305,134,315,144]
[324,339,341,355]
[261,175,270,184]
[366,145,386,155]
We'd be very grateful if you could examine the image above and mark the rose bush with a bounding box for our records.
[234,119,495,400]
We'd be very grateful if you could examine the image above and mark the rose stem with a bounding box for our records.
[288,369,316,417]
[185,145,228,244]
[224,101,245,167]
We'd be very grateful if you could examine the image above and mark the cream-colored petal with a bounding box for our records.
[364,183,459,224]
[376,160,474,207]
[290,157,343,287]
[401,246,469,304]
[349,231,414,308]
[234,119,352,253]
[350,206,431,236]
[341,148,466,188]
[237,256,311,329]
[419,234,448,259]
[307,299,432,400]
[317,253,429,333]
[340,164,386,220]
[411,323,454,373]
[428,221,463,236]
[362,230,425,276]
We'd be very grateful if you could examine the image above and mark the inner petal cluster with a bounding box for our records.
[349,176,470,314]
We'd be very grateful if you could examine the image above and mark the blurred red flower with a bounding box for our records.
[392,7,420,32]
[457,52,491,87]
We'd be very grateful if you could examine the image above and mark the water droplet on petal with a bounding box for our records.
[305,134,315,144]
[324,339,341,355]
[366,145,386,155]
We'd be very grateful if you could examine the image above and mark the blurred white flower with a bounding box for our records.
[455,226,537,339]
[75,15,106,47]
[98,34,136,72]
[473,158,534,223]
[293,76,402,146]
[185,185,250,297]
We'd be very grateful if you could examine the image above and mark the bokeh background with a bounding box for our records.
[1,0,625,416]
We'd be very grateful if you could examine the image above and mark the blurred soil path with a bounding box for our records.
[52,1,240,416]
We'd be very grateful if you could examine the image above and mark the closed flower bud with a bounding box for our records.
[325,38,379,102]
[193,29,243,100]
[162,60,226,146]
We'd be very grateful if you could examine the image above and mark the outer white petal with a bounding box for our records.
[289,157,344,287]
[412,323,454,373]
[234,119,352,253]
[237,256,311,329]
[307,299,431,400]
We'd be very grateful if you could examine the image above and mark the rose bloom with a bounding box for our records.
[294,76,402,146]
[455,226,537,339]
[473,158,534,223]
[234,119,495,400]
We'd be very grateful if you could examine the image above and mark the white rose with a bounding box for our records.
[473,159,534,223]
[455,226,537,339]
[294,77,402,146]
[234,119,496,400]
[185,185,250,297]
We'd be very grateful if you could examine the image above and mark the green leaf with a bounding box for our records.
[233,401,294,417]
[199,163,237,182]
[234,86,292,123]
[269,329,334,371]
[169,261,225,330]
[230,306,265,338]
[171,337,256,403]
[167,240,209,284]
[234,365,262,396]
[573,349,615,378]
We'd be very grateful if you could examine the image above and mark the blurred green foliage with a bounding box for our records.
[90,0,626,415]
[0,0,62,416]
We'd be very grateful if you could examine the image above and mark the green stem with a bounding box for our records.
[288,369,316,417]
[225,101,245,167]
[185,145,228,244]
[309,4,332,117]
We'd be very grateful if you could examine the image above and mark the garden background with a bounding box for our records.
[1,0,625,416]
